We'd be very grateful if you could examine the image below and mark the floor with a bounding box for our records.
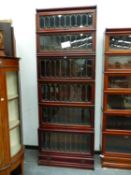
[24,149,131,175]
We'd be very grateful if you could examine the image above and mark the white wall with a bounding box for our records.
[0,0,131,151]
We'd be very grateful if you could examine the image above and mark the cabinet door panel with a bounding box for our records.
[40,131,92,154]
[6,72,18,98]
[108,75,131,89]
[39,57,95,79]
[107,56,131,70]
[10,126,21,157]
[5,71,22,158]
[106,115,131,130]
[38,32,94,52]
[109,35,131,51]
[107,95,131,110]
[105,135,131,154]
[39,13,94,30]
[40,106,93,126]
[41,83,93,102]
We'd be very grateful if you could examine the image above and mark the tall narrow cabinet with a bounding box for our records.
[102,28,131,169]
[0,57,24,175]
[36,6,96,169]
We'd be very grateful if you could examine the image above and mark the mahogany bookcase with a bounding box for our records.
[36,6,96,169]
[102,28,131,169]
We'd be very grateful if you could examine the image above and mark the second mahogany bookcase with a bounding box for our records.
[36,6,96,169]
[102,28,131,169]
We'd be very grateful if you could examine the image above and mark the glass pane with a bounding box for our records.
[106,116,131,130]
[42,83,92,102]
[50,16,55,28]
[8,99,19,125]
[108,76,131,88]
[88,14,93,25]
[41,132,91,153]
[42,106,93,126]
[6,72,18,98]
[39,33,93,51]
[40,16,45,28]
[65,15,70,27]
[107,95,131,110]
[110,35,131,50]
[39,13,93,29]
[39,57,94,78]
[108,56,131,69]
[6,71,20,129]
[6,71,20,127]
[106,135,131,153]
[10,127,21,157]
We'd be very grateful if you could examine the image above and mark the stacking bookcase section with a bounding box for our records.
[102,28,131,169]
[36,6,96,169]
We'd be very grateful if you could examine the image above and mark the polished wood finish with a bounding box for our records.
[0,58,24,175]
[36,6,96,169]
[102,28,131,169]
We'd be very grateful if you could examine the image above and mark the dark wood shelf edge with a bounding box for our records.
[37,53,96,57]
[38,78,95,83]
[37,52,96,57]
[39,127,94,134]
[104,90,131,94]
[36,6,97,12]
[103,130,131,135]
[104,110,131,115]
[37,29,96,34]
[39,102,95,107]
[38,159,94,169]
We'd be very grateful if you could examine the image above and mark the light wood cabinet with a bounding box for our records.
[102,28,131,169]
[0,58,24,175]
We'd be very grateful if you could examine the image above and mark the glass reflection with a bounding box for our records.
[40,57,93,78]
[39,33,93,51]
[108,76,131,88]
[108,56,131,69]
[110,35,131,50]
[40,13,93,29]
[42,132,90,153]
[42,83,92,102]
[108,95,131,110]
[106,135,131,153]
[42,106,92,125]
